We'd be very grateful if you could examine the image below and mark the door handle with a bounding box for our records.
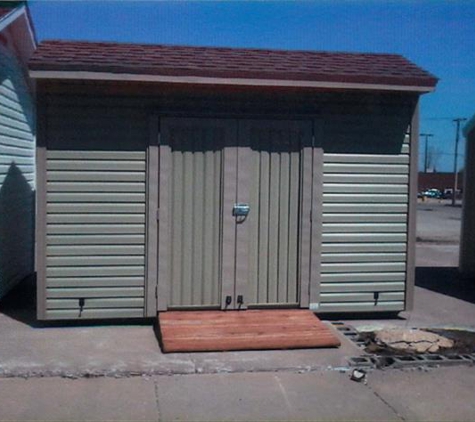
[233,203,250,217]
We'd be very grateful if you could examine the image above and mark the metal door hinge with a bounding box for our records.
[155,286,158,299]
[156,209,160,221]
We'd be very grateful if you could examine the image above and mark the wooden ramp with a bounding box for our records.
[158,309,341,353]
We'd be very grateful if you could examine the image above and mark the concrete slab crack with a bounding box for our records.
[154,379,161,422]
[366,384,406,421]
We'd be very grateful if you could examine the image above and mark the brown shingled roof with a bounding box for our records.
[29,40,438,90]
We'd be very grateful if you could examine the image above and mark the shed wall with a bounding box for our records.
[42,102,148,319]
[37,87,417,319]
[0,46,35,299]
[318,136,410,312]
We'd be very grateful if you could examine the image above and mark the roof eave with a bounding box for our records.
[29,69,436,94]
[0,5,37,48]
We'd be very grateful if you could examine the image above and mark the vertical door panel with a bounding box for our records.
[238,120,312,307]
[159,118,233,308]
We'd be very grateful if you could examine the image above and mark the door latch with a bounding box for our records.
[233,203,250,217]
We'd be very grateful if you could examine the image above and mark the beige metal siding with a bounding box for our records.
[0,48,35,299]
[45,151,146,319]
[318,135,410,313]
[163,122,223,308]
[245,123,302,306]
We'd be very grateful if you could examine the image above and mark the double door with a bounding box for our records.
[157,118,316,310]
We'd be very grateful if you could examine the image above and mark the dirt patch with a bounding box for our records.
[359,329,475,356]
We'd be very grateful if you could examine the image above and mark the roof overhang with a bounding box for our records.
[0,5,37,48]
[29,69,435,93]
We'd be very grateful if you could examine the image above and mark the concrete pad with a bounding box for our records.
[368,367,475,421]
[0,306,359,377]
[190,325,360,374]
[347,285,475,332]
[0,314,195,377]
[155,371,400,421]
[0,377,158,421]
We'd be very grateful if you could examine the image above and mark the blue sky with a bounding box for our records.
[29,1,475,172]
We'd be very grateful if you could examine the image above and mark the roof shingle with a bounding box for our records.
[29,40,438,90]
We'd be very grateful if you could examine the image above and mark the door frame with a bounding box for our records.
[148,116,323,313]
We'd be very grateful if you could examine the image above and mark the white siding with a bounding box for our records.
[0,47,35,299]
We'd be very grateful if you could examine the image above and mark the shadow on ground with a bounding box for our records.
[0,274,39,327]
[0,275,153,329]
[416,266,475,305]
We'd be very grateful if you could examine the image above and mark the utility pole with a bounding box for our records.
[420,133,433,172]
[452,118,467,206]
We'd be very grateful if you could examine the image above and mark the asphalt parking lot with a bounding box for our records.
[416,198,461,267]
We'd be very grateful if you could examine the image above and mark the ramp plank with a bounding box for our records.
[158,310,341,353]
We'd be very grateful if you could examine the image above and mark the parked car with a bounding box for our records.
[421,188,442,199]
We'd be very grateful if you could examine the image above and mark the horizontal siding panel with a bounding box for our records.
[323,183,408,194]
[47,224,145,235]
[321,242,407,253]
[0,103,29,124]
[0,144,35,157]
[47,298,145,309]
[46,266,145,277]
[47,277,144,288]
[46,160,145,172]
[47,182,145,193]
[47,256,145,267]
[47,287,144,298]
[45,308,144,319]
[320,292,404,302]
[321,253,406,263]
[0,123,33,141]
[47,245,145,256]
[324,174,409,184]
[321,272,406,283]
[0,80,24,99]
[0,114,31,133]
[0,136,34,150]
[323,213,407,223]
[47,193,145,203]
[321,282,405,293]
[48,122,148,135]
[323,163,408,174]
[321,262,406,273]
[47,214,145,224]
[0,92,25,114]
[322,233,407,243]
[47,235,145,245]
[323,204,408,213]
[323,193,408,203]
[0,169,34,184]
[322,223,406,233]
[0,155,34,166]
[317,301,404,313]
[47,151,146,160]
[402,144,410,154]
[47,203,145,214]
[324,154,409,164]
[47,171,146,182]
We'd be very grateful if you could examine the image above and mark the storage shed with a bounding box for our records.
[0,2,36,300]
[29,41,437,320]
